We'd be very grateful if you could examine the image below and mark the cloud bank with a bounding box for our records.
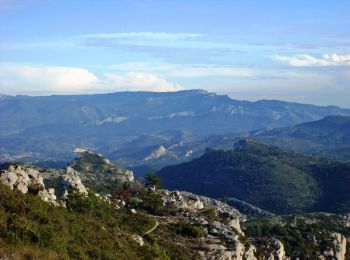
[0,63,184,94]
[0,64,98,93]
[275,53,350,66]
[105,72,184,92]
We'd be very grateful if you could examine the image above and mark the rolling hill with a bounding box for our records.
[252,115,350,160]
[157,139,350,214]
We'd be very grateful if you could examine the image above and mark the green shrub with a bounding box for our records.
[172,222,206,238]
[0,183,191,259]
[138,191,173,216]
[202,207,219,222]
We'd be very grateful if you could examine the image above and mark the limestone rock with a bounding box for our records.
[163,191,205,211]
[144,145,167,161]
[199,242,256,260]
[58,169,88,198]
[0,165,46,195]
[320,233,347,260]
[0,164,60,206]
[0,165,32,193]
[120,169,134,183]
[38,188,59,206]
[131,235,144,247]
[266,239,287,260]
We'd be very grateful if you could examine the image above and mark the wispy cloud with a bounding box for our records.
[110,62,252,78]
[274,53,350,66]
[81,32,204,41]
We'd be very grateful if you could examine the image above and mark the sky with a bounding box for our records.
[0,0,350,107]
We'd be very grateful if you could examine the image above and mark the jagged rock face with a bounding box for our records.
[199,242,257,260]
[0,164,89,206]
[120,169,134,183]
[163,190,204,211]
[57,167,88,199]
[162,190,244,232]
[38,188,58,206]
[252,238,288,260]
[0,164,60,206]
[320,233,347,260]
[266,239,287,260]
[68,151,134,191]
[0,165,44,194]
[161,190,254,259]
[144,145,167,161]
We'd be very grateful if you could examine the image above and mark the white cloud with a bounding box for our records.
[105,72,184,92]
[110,62,252,78]
[0,63,185,94]
[81,32,203,41]
[275,53,350,66]
[0,63,99,94]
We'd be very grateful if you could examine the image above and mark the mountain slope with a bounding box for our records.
[157,140,350,214]
[252,115,350,160]
[2,160,349,259]
[68,151,134,193]
[2,90,350,163]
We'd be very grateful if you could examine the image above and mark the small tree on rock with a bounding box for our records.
[145,173,162,190]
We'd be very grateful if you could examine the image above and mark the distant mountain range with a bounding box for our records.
[1,90,350,165]
[252,115,350,160]
[113,115,350,175]
[158,139,350,214]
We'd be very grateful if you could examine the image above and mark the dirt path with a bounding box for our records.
[144,220,159,234]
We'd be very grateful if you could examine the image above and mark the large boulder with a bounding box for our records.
[0,165,44,194]
[57,167,88,198]
[0,164,62,206]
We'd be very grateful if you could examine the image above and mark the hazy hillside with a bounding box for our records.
[252,115,350,160]
[2,90,350,163]
[157,140,350,214]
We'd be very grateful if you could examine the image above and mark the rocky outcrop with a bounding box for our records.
[163,190,204,211]
[38,188,57,205]
[57,167,88,199]
[320,232,347,260]
[163,191,243,233]
[144,145,167,161]
[0,165,44,194]
[266,239,287,260]
[0,164,89,206]
[68,151,134,186]
[119,169,134,183]
[160,190,254,259]
[252,238,288,260]
[199,241,257,260]
[0,165,59,205]
[131,235,144,247]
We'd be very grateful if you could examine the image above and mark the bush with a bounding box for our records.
[144,173,162,189]
[172,222,206,238]
[138,192,173,216]
[202,207,219,222]
[0,183,189,259]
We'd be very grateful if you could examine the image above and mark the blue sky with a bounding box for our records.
[1,0,350,107]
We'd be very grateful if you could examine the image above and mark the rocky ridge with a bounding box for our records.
[159,190,289,260]
[0,154,349,259]
[0,164,89,207]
